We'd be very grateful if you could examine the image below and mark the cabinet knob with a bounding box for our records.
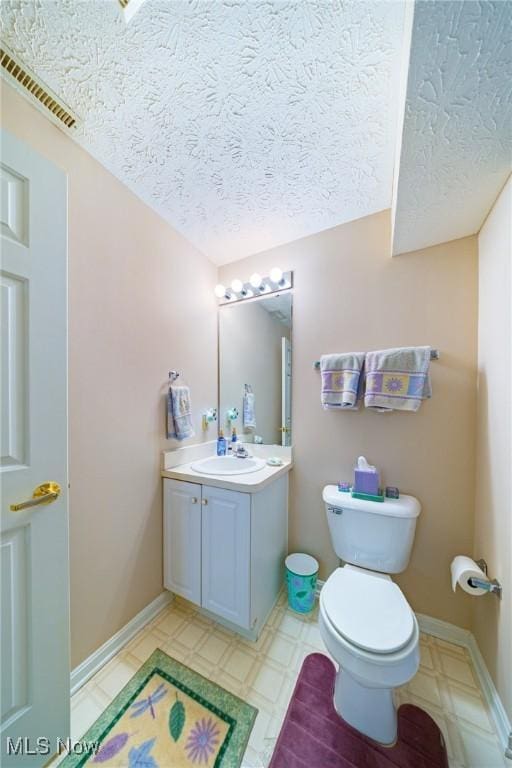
[201,498,208,506]
[191,497,198,504]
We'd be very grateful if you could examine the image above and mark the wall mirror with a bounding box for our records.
[219,292,292,446]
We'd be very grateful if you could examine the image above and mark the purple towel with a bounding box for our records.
[320,353,365,410]
[364,346,432,412]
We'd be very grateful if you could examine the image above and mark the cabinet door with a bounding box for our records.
[163,479,202,606]
[201,485,251,629]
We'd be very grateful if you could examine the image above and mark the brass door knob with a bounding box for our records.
[10,482,61,512]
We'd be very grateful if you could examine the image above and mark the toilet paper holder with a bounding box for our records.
[470,559,502,598]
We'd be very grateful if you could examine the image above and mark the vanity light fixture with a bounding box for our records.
[231,278,251,298]
[214,271,293,304]
[250,273,265,290]
[270,267,288,288]
[249,273,272,294]
[214,283,232,300]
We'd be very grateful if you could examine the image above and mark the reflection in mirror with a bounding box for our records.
[219,292,292,446]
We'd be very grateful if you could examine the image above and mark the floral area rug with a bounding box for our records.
[60,648,257,768]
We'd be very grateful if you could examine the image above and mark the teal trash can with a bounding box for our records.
[285,553,319,614]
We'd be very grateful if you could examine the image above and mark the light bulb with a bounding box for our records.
[214,284,226,298]
[250,273,262,289]
[270,267,283,284]
[231,279,243,293]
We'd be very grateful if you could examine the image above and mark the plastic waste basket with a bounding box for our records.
[285,553,319,614]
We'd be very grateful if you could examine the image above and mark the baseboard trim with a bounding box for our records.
[70,591,173,695]
[466,632,512,759]
[316,581,511,758]
[417,613,511,757]
[416,613,472,647]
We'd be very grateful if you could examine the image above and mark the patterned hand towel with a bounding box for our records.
[167,385,195,440]
[243,391,256,430]
[364,346,432,412]
[320,353,365,410]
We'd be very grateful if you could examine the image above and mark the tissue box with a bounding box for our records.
[354,468,380,496]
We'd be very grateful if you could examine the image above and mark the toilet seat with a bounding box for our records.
[321,567,414,655]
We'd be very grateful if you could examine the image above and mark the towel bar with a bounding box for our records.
[313,349,440,369]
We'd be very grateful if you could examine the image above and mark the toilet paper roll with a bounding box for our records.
[451,555,489,596]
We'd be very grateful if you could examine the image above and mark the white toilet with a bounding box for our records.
[319,485,421,745]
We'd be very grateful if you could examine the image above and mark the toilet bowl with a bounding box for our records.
[319,565,420,745]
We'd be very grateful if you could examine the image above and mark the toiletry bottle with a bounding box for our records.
[217,429,227,456]
[231,427,237,444]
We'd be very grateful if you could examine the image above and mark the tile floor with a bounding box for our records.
[65,593,510,768]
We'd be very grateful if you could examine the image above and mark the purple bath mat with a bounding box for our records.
[269,653,448,768]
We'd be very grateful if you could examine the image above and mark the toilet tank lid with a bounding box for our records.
[323,486,421,518]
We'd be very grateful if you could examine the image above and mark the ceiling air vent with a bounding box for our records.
[0,46,78,129]
[119,0,147,23]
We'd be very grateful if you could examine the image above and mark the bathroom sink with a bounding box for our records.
[190,455,266,476]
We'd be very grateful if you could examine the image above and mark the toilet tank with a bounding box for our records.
[323,486,421,574]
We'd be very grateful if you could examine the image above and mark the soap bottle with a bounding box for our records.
[231,427,238,444]
[217,429,227,456]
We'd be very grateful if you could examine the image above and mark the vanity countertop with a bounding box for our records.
[161,457,292,492]
[161,442,293,492]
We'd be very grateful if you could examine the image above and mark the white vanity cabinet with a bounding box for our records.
[201,485,251,629]
[163,480,202,606]
[163,475,288,639]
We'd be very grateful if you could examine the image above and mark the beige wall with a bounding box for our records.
[219,300,289,444]
[1,84,218,667]
[473,176,512,720]
[220,211,478,628]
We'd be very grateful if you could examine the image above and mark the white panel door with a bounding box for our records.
[201,485,250,629]
[1,130,69,765]
[163,479,202,606]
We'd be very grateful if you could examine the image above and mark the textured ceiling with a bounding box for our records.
[0,0,405,264]
[393,0,512,255]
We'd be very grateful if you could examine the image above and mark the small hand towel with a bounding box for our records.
[243,391,256,430]
[320,353,365,410]
[364,346,432,412]
[167,384,195,440]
